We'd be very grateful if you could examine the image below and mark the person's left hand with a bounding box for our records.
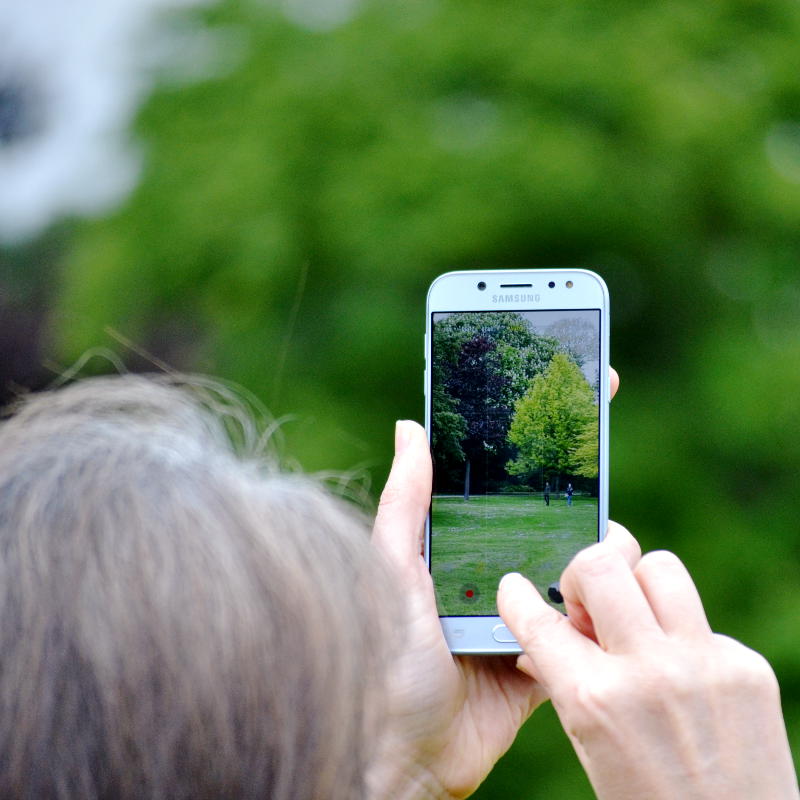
[368,419,544,800]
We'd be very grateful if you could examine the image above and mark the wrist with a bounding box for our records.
[366,747,453,800]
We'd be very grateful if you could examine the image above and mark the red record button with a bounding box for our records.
[460,583,480,603]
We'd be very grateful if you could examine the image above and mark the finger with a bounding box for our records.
[602,520,641,565]
[498,572,596,688]
[610,366,619,400]
[634,550,712,639]
[372,420,432,570]
[559,543,662,653]
[563,521,641,641]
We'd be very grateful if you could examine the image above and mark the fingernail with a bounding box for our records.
[395,420,413,455]
[499,572,523,590]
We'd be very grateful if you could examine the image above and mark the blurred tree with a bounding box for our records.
[544,318,594,372]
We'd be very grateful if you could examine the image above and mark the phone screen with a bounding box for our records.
[430,308,602,616]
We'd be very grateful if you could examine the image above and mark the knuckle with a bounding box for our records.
[569,544,622,580]
[735,647,779,696]
[711,635,781,699]
[635,550,690,583]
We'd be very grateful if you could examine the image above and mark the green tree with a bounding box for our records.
[507,353,597,485]
[431,381,466,466]
[433,313,561,407]
[573,416,599,479]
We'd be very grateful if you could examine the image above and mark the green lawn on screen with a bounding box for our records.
[431,494,598,616]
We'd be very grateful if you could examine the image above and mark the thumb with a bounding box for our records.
[498,572,594,685]
[372,420,432,570]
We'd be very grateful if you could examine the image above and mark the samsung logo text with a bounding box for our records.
[492,293,541,303]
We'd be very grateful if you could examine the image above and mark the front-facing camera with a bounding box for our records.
[477,281,487,291]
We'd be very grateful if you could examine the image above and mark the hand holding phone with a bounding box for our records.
[370,419,548,800]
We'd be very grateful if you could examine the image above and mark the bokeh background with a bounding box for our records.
[2,0,799,795]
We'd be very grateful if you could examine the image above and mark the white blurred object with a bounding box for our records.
[431,93,500,153]
[280,0,362,33]
[0,0,224,243]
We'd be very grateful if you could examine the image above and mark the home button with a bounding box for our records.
[491,624,517,643]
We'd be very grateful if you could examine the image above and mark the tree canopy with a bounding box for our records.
[507,353,598,485]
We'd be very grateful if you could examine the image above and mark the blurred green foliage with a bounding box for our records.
[25,0,800,794]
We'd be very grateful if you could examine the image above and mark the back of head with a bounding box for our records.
[0,375,396,800]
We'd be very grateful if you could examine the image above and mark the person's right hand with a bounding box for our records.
[498,524,800,800]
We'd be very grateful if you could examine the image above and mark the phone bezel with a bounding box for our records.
[424,268,610,654]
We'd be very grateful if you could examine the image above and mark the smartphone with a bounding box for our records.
[425,269,610,654]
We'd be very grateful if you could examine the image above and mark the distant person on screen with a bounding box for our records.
[544,480,551,506]
[0,371,796,800]
[566,482,574,506]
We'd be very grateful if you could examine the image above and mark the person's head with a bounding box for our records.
[0,374,398,799]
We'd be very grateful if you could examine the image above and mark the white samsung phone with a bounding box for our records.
[425,269,610,654]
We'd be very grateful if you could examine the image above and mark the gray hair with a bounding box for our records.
[0,374,398,799]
